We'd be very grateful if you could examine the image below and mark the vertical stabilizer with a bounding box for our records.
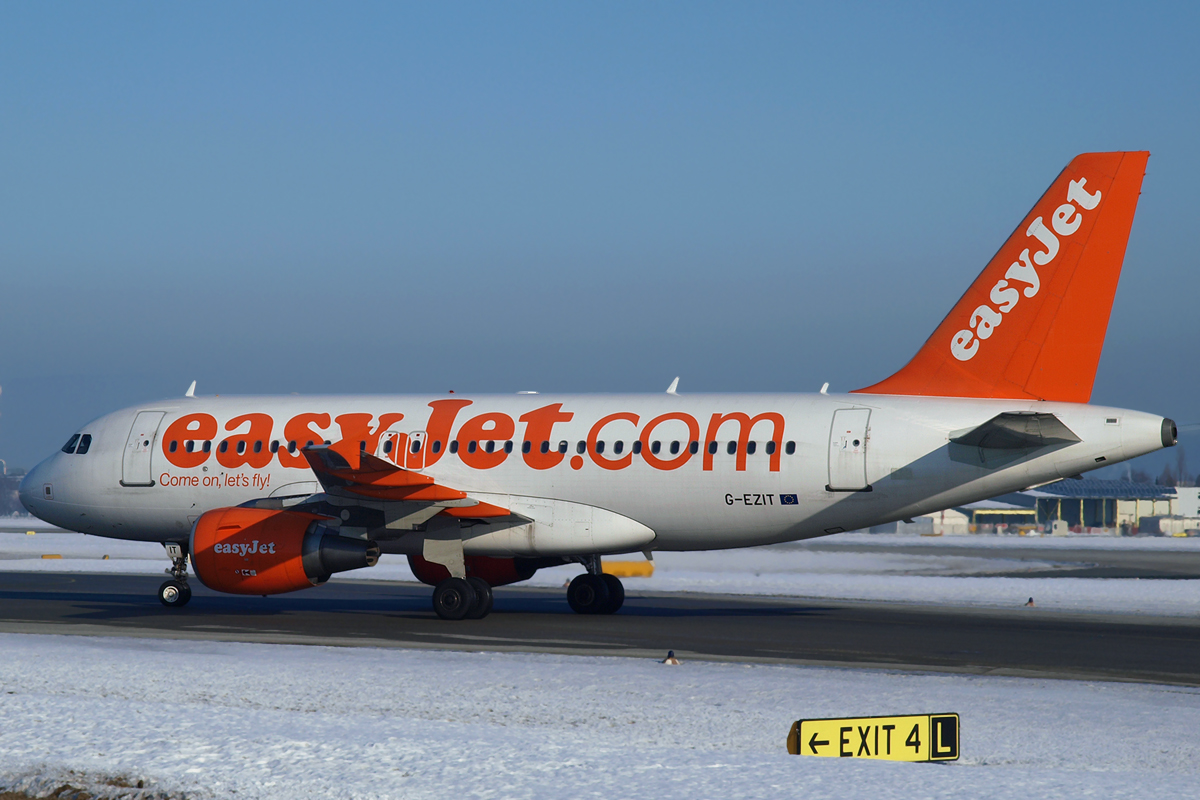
[855,151,1148,402]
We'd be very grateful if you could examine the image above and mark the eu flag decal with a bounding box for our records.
[780,494,798,505]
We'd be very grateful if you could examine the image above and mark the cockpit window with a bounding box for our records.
[77,434,92,455]
[61,434,80,454]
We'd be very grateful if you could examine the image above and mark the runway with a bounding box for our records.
[1,571,1198,686]
[798,539,1200,578]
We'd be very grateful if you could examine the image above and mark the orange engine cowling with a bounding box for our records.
[191,506,380,595]
[408,554,541,588]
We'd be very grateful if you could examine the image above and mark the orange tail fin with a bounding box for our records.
[854,151,1148,402]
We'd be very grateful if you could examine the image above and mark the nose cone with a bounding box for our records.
[18,460,50,518]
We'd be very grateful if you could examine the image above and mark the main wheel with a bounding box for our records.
[158,579,191,608]
[432,578,476,620]
[465,577,493,619]
[599,573,624,614]
[567,573,611,615]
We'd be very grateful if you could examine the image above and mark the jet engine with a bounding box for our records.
[191,506,379,595]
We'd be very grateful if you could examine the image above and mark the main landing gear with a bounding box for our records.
[431,576,493,620]
[427,556,625,619]
[159,542,192,608]
[567,556,624,615]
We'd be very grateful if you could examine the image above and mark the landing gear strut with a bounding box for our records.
[159,542,192,608]
[567,556,624,615]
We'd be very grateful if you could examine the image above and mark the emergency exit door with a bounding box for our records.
[121,411,165,487]
[827,408,871,492]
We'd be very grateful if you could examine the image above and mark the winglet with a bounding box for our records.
[185,380,197,398]
[855,151,1149,402]
[666,377,680,395]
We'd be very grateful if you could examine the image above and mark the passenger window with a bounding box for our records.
[707,441,718,454]
[747,441,757,455]
[468,441,478,454]
[651,441,661,455]
[169,440,178,453]
[766,441,776,455]
[522,441,532,454]
[484,440,494,453]
[596,441,605,454]
[77,434,92,455]
[785,441,796,455]
[432,440,442,454]
[288,441,297,453]
[383,439,393,454]
[203,441,212,453]
[219,441,229,453]
[669,441,680,455]
[689,441,699,454]
[504,441,513,454]
[185,440,195,453]
[307,440,316,448]
[236,441,246,455]
[540,441,550,454]
[270,440,280,453]
[450,440,459,454]
[61,434,80,454]
[613,441,624,455]
[413,439,423,453]
[633,440,643,454]
[558,441,568,454]
[727,441,737,454]
[359,441,367,452]
[576,441,586,455]
[254,441,264,453]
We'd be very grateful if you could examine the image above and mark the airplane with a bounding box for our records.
[19,151,1175,620]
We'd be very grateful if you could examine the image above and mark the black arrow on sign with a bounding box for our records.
[808,731,830,754]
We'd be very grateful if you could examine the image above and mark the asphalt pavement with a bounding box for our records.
[1,571,1198,686]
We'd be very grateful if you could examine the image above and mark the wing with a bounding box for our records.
[300,444,515,521]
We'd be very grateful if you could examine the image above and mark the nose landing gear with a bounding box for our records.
[159,542,193,608]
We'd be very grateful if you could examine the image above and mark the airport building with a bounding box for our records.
[871,480,1200,536]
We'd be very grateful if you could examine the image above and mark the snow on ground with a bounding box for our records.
[0,633,1197,799]
[5,529,1200,617]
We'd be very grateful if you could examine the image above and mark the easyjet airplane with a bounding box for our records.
[19,151,1175,619]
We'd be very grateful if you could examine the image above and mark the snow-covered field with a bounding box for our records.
[0,633,1197,799]
[5,529,1200,617]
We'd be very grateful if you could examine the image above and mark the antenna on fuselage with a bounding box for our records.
[666,377,679,395]
[185,380,197,398]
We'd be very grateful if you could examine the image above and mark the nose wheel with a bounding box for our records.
[159,579,192,607]
[159,542,193,608]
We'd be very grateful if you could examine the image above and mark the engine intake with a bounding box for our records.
[191,507,379,595]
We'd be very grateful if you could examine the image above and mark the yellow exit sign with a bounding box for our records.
[787,713,958,762]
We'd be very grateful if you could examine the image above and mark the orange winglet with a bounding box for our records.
[854,151,1149,402]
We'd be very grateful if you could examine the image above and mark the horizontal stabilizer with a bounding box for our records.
[950,412,1080,450]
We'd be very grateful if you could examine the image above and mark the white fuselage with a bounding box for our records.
[19,392,1169,554]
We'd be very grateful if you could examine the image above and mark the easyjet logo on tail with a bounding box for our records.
[950,178,1103,362]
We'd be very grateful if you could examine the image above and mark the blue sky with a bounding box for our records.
[2,2,1198,474]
